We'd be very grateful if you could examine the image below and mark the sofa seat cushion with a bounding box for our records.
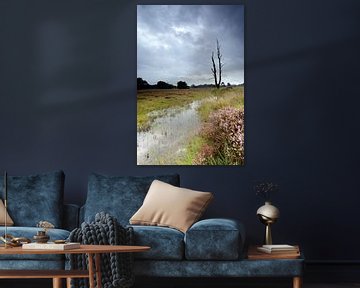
[134,258,304,277]
[0,170,65,227]
[130,225,184,260]
[84,174,180,226]
[185,218,245,260]
[0,227,70,261]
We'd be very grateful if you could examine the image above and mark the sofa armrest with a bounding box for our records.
[63,204,80,231]
[184,218,245,260]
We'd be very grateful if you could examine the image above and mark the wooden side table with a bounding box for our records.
[247,245,303,288]
[0,244,150,288]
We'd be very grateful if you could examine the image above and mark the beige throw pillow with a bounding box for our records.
[130,180,213,233]
[0,199,14,226]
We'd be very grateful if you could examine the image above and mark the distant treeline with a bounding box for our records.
[137,78,188,90]
[137,78,243,90]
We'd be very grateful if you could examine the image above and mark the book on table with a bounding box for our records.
[22,242,80,250]
[248,245,300,260]
[256,244,299,254]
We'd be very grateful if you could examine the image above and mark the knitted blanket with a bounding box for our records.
[68,212,134,288]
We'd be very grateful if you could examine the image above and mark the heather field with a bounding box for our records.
[137,86,244,165]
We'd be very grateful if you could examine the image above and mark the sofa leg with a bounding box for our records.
[53,278,62,288]
[293,276,302,288]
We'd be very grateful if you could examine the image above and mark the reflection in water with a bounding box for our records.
[137,100,203,165]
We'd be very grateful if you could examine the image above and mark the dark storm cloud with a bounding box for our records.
[137,5,244,86]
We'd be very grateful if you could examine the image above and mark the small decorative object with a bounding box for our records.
[0,234,31,247]
[37,220,55,232]
[34,220,55,243]
[254,181,279,201]
[33,230,50,243]
[254,181,280,245]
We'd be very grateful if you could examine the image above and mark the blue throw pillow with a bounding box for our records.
[0,170,65,227]
[84,173,180,225]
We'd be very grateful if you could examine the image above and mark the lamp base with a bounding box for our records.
[265,223,272,245]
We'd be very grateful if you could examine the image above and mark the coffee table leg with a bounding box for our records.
[95,253,102,288]
[88,253,95,288]
[52,278,62,288]
[66,277,72,288]
[293,276,302,288]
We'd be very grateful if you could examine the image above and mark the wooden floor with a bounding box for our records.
[1,279,360,288]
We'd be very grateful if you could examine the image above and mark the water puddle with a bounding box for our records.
[137,99,206,165]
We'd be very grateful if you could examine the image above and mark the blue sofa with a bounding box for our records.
[0,171,303,287]
[81,173,304,283]
[0,171,79,270]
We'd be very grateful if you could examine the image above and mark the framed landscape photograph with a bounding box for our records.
[137,5,244,165]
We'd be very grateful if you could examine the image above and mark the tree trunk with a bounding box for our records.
[211,39,223,89]
[217,40,222,88]
[211,52,219,88]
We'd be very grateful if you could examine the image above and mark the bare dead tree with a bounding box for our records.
[217,40,223,87]
[211,39,224,89]
[211,52,217,88]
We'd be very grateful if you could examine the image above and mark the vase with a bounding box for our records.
[256,201,280,245]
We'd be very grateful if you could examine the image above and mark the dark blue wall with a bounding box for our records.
[1,0,360,262]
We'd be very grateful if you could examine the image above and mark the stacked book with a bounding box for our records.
[248,244,300,260]
[22,242,80,250]
[257,244,299,255]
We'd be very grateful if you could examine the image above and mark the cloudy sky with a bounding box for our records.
[137,5,244,86]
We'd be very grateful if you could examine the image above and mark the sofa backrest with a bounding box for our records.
[82,173,180,226]
[0,170,65,228]
[63,203,80,231]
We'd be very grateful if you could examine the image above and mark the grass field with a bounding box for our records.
[138,88,213,131]
[137,87,244,131]
[137,86,244,165]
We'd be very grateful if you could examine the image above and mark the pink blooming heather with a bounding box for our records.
[198,107,244,165]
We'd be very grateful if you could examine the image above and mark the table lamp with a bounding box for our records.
[256,201,280,245]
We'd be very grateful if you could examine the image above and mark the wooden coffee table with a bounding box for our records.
[0,244,150,288]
